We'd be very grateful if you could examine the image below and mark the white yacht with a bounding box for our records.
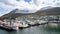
[26,20,37,25]
[37,20,47,25]
[17,21,29,28]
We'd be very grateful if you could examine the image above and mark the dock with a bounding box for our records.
[0,25,14,31]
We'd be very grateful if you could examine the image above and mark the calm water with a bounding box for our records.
[0,24,60,34]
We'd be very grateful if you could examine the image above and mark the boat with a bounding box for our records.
[0,25,14,31]
[38,20,47,25]
[18,21,29,29]
[26,20,38,26]
[0,20,19,31]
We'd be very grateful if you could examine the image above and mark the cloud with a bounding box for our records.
[0,0,59,10]
[0,0,60,16]
[0,2,15,16]
[0,0,60,9]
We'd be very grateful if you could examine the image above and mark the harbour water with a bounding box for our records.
[0,24,60,34]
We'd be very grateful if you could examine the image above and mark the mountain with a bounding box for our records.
[40,6,53,10]
[0,7,60,20]
[0,9,33,19]
[35,7,60,16]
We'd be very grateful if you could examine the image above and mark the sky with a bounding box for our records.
[0,0,60,16]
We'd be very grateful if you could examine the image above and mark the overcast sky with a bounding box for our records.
[0,0,60,16]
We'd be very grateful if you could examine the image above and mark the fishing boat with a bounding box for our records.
[18,21,29,28]
[0,20,19,31]
[38,20,47,25]
[0,24,13,31]
[26,20,38,26]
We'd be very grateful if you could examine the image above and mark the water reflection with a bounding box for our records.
[0,23,60,34]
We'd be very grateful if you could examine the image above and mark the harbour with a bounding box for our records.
[0,0,60,34]
[0,24,60,34]
[0,15,60,31]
